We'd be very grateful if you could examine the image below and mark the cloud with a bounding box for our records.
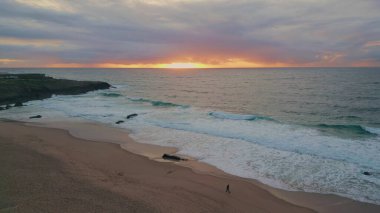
[0,0,379,67]
[14,0,75,12]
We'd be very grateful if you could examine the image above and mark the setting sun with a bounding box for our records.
[162,63,204,69]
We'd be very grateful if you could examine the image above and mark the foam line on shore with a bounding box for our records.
[16,119,380,212]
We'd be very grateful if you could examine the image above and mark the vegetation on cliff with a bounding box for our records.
[0,73,110,107]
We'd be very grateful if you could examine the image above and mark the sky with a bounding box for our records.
[0,0,379,68]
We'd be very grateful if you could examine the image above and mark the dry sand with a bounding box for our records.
[0,121,379,212]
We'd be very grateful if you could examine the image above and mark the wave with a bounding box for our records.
[209,111,273,121]
[364,126,380,135]
[353,107,380,112]
[180,89,209,94]
[127,97,188,108]
[4,92,380,205]
[315,124,378,136]
[147,114,380,171]
[101,92,122,97]
[334,115,361,120]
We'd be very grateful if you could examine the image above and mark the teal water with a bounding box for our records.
[5,67,379,128]
[1,67,380,204]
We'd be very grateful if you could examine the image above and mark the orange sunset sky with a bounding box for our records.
[0,0,379,68]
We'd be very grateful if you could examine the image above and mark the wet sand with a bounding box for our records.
[1,120,379,212]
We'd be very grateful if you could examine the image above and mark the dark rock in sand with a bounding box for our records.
[0,106,4,110]
[5,105,11,109]
[162,154,187,161]
[0,73,111,107]
[126,113,138,119]
[29,115,42,119]
[14,102,23,107]
[363,172,371,176]
[116,120,124,124]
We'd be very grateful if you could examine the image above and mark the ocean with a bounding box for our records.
[1,67,380,204]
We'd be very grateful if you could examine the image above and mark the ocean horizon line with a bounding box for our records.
[1,66,380,70]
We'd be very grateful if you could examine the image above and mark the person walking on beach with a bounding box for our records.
[226,184,231,193]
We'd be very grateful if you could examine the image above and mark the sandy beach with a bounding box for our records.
[1,120,379,212]
[2,0,380,211]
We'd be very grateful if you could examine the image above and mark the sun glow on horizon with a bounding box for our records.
[39,58,292,68]
[160,62,205,69]
[45,61,288,69]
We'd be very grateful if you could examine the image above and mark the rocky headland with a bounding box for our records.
[0,73,110,109]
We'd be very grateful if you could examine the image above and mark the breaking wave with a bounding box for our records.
[209,111,274,121]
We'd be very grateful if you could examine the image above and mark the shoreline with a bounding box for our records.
[0,120,314,212]
[15,118,380,212]
[28,119,226,176]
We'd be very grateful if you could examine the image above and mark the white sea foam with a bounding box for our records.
[365,126,380,135]
[1,89,380,204]
[208,111,270,120]
[128,124,380,204]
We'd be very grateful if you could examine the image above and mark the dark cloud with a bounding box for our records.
[0,0,379,67]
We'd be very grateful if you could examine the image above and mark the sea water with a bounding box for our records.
[1,67,379,204]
